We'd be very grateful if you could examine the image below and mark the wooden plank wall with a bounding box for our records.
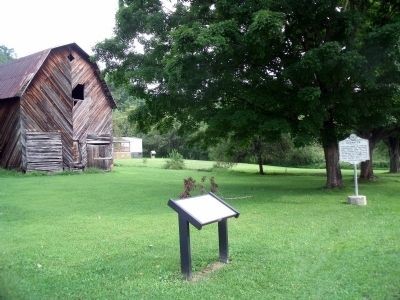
[0,99,21,169]
[72,96,91,166]
[20,48,73,169]
[86,134,112,170]
[87,144,113,170]
[71,50,113,169]
[71,51,112,137]
[24,131,62,172]
[87,134,112,144]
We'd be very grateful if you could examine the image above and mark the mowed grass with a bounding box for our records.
[0,159,399,299]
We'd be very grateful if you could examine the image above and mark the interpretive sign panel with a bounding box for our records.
[168,193,239,280]
[169,194,238,229]
[339,134,370,165]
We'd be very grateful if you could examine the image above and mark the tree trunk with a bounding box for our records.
[253,136,265,175]
[323,141,343,188]
[360,137,376,180]
[257,153,265,175]
[388,136,400,173]
[360,159,374,180]
[321,119,342,188]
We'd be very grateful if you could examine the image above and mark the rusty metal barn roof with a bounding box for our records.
[0,49,50,100]
[0,43,116,108]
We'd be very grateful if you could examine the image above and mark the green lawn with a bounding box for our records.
[0,159,399,299]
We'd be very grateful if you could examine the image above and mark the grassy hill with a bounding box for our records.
[0,159,399,299]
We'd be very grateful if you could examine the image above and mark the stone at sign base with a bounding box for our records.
[347,195,367,206]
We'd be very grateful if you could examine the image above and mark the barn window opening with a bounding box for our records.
[72,84,84,100]
[68,53,75,61]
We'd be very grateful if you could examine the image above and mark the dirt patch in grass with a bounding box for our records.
[190,262,226,282]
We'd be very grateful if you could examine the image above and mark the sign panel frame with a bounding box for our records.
[339,134,370,165]
[168,193,239,230]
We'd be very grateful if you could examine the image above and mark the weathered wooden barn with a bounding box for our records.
[0,43,116,172]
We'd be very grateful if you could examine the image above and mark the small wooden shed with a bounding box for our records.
[0,43,116,172]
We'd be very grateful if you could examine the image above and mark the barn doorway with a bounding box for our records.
[86,134,113,170]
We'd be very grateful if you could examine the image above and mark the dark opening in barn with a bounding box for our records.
[68,53,75,61]
[72,84,84,100]
[72,84,84,106]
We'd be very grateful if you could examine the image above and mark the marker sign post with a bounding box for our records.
[339,134,369,205]
[168,193,239,280]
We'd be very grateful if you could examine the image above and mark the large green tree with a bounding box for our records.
[355,2,400,180]
[95,0,399,188]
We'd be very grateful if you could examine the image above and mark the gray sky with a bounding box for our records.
[0,0,119,57]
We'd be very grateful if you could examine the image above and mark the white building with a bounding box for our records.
[113,137,143,158]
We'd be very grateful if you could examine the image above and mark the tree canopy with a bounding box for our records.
[0,45,15,64]
[95,0,400,187]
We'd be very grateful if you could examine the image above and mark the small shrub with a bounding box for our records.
[210,176,218,193]
[179,176,219,198]
[213,161,236,169]
[287,144,325,167]
[209,140,238,169]
[197,176,207,194]
[180,177,196,198]
[164,149,185,170]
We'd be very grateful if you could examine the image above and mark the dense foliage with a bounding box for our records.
[95,0,400,187]
[209,134,325,168]
[163,149,185,169]
[0,45,15,64]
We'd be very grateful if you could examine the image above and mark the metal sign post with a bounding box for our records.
[168,193,239,280]
[178,216,192,279]
[218,219,229,263]
[353,164,358,197]
[339,134,369,205]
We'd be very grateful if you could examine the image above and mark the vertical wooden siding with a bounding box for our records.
[72,97,91,165]
[86,134,113,170]
[71,50,113,168]
[20,48,73,169]
[71,50,112,137]
[87,144,113,170]
[0,99,21,169]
